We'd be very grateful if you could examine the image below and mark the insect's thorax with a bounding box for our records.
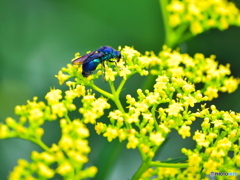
[100,54,114,62]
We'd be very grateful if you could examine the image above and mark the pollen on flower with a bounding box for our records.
[217,137,232,150]
[45,89,62,105]
[167,0,240,35]
[119,65,131,79]
[0,124,9,138]
[85,166,98,178]
[167,1,184,13]
[149,132,165,146]
[105,67,117,81]
[126,135,139,149]
[165,103,184,116]
[95,122,106,135]
[29,108,44,121]
[59,135,73,150]
[73,85,86,96]
[55,70,70,85]
[51,103,67,117]
[183,95,197,107]
[117,129,127,141]
[222,77,239,93]
[65,90,79,100]
[121,46,141,61]
[73,122,89,138]
[182,83,195,93]
[5,117,16,127]
[178,125,191,139]
[56,161,73,176]
[193,131,210,147]
[203,159,220,174]
[39,152,55,163]
[103,127,118,142]
[37,162,55,178]
[190,21,203,34]
[204,87,218,100]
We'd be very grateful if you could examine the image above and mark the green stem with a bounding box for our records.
[64,112,71,124]
[159,0,191,48]
[108,81,125,113]
[132,159,188,180]
[109,79,132,129]
[159,0,176,47]
[35,138,49,151]
[150,161,188,168]
[131,161,151,180]
[151,105,160,132]
[116,78,127,96]
[91,84,113,99]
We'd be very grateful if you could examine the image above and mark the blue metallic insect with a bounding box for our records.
[72,46,122,77]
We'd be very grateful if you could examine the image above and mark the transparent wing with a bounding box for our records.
[72,51,105,65]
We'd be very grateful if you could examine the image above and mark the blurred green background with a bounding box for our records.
[0,0,240,179]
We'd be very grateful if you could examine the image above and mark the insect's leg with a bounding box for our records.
[108,60,117,62]
[101,61,106,80]
[121,55,126,66]
[108,59,118,66]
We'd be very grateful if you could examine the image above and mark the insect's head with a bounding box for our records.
[114,50,122,62]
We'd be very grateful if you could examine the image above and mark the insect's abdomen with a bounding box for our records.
[82,59,101,77]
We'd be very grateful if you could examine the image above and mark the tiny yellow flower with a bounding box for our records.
[103,127,118,142]
[182,84,195,93]
[121,46,141,61]
[55,70,70,85]
[59,135,73,150]
[217,137,232,150]
[56,161,73,176]
[65,90,79,100]
[39,152,55,163]
[222,77,239,93]
[37,162,55,178]
[95,122,106,135]
[119,65,131,79]
[126,135,139,149]
[73,85,86,96]
[149,132,165,146]
[82,110,97,124]
[178,125,191,139]
[183,95,197,107]
[118,129,127,142]
[204,87,218,100]
[193,131,209,147]
[51,103,67,117]
[105,67,117,81]
[190,21,204,34]
[203,159,219,174]
[29,108,44,122]
[45,89,62,104]
[165,103,184,116]
[0,124,9,138]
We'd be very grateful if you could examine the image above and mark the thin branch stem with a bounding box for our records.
[150,161,188,168]
[91,84,113,99]
[108,81,125,113]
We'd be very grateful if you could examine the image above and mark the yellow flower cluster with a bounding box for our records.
[54,46,239,179]
[8,119,97,180]
[0,84,98,179]
[167,0,240,34]
[1,45,239,179]
[79,95,110,124]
